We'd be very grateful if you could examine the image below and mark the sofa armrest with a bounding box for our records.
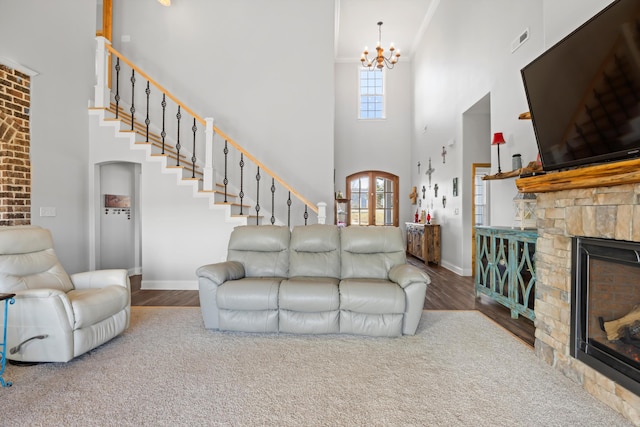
[388,264,431,288]
[70,269,130,291]
[196,261,245,286]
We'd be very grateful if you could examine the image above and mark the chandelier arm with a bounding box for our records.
[360,21,400,70]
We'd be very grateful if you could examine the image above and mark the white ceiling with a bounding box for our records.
[335,0,436,62]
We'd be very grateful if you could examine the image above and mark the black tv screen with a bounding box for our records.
[521,0,640,171]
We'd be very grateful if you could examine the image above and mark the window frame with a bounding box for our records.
[346,170,399,226]
[358,68,386,120]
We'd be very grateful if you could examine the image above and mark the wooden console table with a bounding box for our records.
[475,227,536,321]
[405,223,441,265]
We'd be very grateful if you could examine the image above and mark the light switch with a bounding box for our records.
[40,207,56,217]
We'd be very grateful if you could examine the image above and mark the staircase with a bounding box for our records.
[89,37,326,290]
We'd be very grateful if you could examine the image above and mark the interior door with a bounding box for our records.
[471,163,491,274]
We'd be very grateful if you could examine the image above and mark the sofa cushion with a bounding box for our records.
[217,278,281,310]
[289,224,341,279]
[219,309,279,333]
[279,277,340,312]
[340,226,406,280]
[339,278,406,314]
[227,225,290,278]
[340,311,403,337]
[280,310,339,334]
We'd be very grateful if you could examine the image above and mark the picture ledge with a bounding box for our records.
[515,158,640,193]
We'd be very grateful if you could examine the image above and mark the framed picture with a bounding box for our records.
[453,177,458,197]
[105,194,131,208]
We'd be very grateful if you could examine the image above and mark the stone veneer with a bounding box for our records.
[535,183,640,425]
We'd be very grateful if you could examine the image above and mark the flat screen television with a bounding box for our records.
[521,0,640,171]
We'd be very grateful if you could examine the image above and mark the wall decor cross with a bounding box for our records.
[442,146,447,163]
[421,185,426,199]
[434,183,439,198]
[425,158,435,189]
[417,161,421,175]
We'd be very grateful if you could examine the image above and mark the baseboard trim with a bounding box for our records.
[128,267,142,276]
[141,280,198,291]
[440,260,467,276]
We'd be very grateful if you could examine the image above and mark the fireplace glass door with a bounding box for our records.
[571,237,640,395]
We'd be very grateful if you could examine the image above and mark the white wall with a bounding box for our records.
[0,0,96,274]
[334,62,413,226]
[112,0,336,212]
[0,0,617,279]
[543,0,615,47]
[410,0,614,275]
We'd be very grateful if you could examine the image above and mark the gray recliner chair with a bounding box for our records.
[0,226,130,363]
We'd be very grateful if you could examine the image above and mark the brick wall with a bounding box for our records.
[0,65,31,226]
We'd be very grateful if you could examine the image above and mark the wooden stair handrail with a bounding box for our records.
[105,44,318,214]
[213,126,318,213]
[106,45,205,126]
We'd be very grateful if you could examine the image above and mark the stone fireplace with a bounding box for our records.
[532,181,640,424]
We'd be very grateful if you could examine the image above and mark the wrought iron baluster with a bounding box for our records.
[191,118,197,178]
[255,167,261,225]
[270,178,276,225]
[304,205,309,226]
[615,55,638,102]
[287,192,292,228]
[239,154,244,215]
[223,140,229,203]
[130,70,136,131]
[144,82,151,142]
[603,73,628,119]
[160,94,167,154]
[114,58,121,118]
[176,106,182,166]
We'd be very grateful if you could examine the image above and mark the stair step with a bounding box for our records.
[215,201,251,208]
[103,108,202,177]
[200,189,239,198]
[108,104,194,161]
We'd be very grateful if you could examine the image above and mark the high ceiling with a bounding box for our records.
[335,0,436,62]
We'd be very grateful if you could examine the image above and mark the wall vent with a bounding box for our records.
[511,28,529,53]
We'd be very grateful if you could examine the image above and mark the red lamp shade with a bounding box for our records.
[492,132,506,145]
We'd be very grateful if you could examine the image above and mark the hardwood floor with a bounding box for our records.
[130,256,535,347]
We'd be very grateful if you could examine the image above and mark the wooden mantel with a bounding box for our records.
[516,158,640,193]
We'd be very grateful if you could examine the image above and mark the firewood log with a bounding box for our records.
[604,304,640,341]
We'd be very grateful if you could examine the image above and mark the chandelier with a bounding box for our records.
[360,22,401,70]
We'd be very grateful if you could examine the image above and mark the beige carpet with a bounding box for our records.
[0,307,632,426]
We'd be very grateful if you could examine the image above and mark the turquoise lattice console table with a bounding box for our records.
[475,226,536,321]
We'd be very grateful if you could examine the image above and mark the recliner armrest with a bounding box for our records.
[70,269,130,290]
[388,264,431,288]
[12,288,75,328]
[196,261,245,286]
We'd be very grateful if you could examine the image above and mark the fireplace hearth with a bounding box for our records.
[571,236,640,396]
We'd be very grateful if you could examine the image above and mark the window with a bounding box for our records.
[359,69,384,119]
[347,171,398,226]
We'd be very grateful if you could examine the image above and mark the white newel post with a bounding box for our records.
[203,118,215,191]
[94,36,111,108]
[317,202,327,224]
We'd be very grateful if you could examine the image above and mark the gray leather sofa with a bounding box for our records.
[197,224,430,336]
